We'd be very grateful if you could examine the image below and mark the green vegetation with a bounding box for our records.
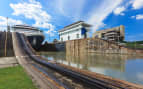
[122,41,143,49]
[0,65,37,89]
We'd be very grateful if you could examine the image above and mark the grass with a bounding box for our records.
[0,65,37,89]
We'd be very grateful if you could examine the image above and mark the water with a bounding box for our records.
[40,52,143,85]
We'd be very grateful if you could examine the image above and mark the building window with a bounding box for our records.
[95,35,98,38]
[68,36,70,40]
[77,34,79,38]
[61,37,63,41]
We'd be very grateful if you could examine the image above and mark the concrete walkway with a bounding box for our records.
[0,57,18,68]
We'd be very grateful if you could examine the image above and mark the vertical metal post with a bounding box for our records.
[5,32,7,56]
[7,17,8,32]
[49,30,50,43]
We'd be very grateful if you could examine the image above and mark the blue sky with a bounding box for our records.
[0,0,143,42]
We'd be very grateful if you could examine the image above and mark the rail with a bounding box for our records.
[14,32,141,89]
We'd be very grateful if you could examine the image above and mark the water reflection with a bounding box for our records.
[40,52,143,85]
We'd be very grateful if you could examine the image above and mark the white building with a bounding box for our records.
[58,21,91,41]
[11,25,44,37]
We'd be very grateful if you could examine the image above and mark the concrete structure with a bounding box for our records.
[58,21,91,41]
[0,57,18,68]
[93,25,125,42]
[66,38,143,55]
[0,31,142,89]
[11,25,45,49]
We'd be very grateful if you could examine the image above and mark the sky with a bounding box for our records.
[0,0,143,42]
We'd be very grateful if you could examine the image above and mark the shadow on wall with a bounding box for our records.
[38,41,65,52]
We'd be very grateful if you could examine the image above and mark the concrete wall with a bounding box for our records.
[66,38,143,55]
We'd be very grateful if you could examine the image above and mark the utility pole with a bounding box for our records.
[49,30,51,43]
[7,17,8,32]
[6,17,10,32]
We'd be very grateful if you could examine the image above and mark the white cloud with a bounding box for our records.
[45,30,57,37]
[136,14,143,19]
[137,72,143,81]
[44,24,57,37]
[87,0,123,32]
[131,14,143,20]
[0,16,23,31]
[131,16,135,18]
[54,0,86,21]
[10,0,55,35]
[113,6,125,15]
[130,0,143,9]
[126,34,143,41]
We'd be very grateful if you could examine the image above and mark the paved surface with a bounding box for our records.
[0,57,18,68]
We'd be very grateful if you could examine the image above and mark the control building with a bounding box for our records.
[12,25,45,49]
[93,25,125,42]
[58,21,91,42]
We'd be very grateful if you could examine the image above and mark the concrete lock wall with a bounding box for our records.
[66,38,143,55]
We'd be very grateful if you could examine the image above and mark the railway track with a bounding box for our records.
[17,33,139,89]
[14,32,143,89]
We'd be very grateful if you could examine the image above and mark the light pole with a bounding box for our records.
[49,31,50,42]
[49,26,51,43]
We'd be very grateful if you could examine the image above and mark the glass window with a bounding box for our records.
[68,36,70,40]
[77,34,79,38]
[61,37,63,41]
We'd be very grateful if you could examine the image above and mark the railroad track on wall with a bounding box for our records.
[14,32,143,89]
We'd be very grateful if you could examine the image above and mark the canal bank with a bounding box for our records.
[40,52,143,85]
[66,38,143,55]
[38,37,143,56]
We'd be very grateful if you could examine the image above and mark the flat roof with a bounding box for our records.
[12,25,42,31]
[58,21,91,32]
[95,25,124,33]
